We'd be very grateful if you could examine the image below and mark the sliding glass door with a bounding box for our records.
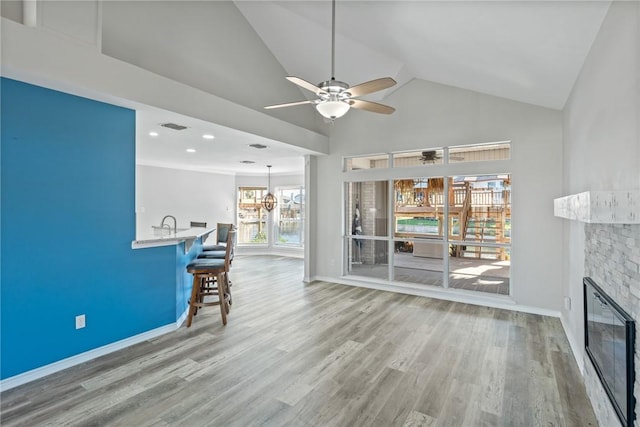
[343,142,511,296]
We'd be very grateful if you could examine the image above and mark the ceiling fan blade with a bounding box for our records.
[347,77,396,97]
[286,76,327,95]
[264,100,314,110]
[348,99,395,115]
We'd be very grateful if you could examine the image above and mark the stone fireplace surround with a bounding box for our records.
[555,191,640,426]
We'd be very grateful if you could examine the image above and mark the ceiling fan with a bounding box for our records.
[264,0,397,120]
[420,150,464,163]
[420,151,441,163]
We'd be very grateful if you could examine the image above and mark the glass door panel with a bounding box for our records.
[448,246,510,295]
[393,240,444,287]
[346,181,389,237]
[347,238,389,281]
[448,175,511,244]
[394,177,444,239]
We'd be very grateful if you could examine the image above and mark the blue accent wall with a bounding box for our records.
[0,78,179,379]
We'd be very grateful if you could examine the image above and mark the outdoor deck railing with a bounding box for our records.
[423,189,510,207]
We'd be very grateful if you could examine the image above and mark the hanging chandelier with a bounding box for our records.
[261,165,277,212]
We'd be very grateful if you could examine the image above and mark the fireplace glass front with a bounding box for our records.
[584,277,635,427]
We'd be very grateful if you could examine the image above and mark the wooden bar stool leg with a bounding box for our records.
[217,272,227,325]
[223,273,230,314]
[225,272,232,306]
[198,276,207,309]
[186,274,200,327]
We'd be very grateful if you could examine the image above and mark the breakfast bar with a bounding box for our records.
[130,226,217,324]
[131,226,217,252]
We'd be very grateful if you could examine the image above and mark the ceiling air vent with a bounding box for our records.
[161,123,188,131]
[240,160,256,164]
[249,144,268,149]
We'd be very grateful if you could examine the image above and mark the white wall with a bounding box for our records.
[561,0,639,367]
[101,1,323,134]
[136,165,236,239]
[311,78,565,311]
[1,1,23,24]
[0,17,329,156]
[1,1,325,134]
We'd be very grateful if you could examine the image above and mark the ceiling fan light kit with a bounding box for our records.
[316,100,350,119]
[264,0,396,121]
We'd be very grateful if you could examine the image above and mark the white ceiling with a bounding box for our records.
[235,0,611,109]
[136,107,308,176]
[137,0,612,176]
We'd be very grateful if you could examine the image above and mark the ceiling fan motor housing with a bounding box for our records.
[318,80,351,101]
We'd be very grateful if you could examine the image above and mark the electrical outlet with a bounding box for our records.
[564,297,571,310]
[75,314,86,329]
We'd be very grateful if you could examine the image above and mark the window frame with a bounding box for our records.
[342,141,512,296]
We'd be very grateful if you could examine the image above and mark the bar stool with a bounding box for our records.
[198,250,227,259]
[185,230,235,326]
[200,225,236,293]
[202,223,232,251]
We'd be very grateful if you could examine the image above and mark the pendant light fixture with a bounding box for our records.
[261,165,277,212]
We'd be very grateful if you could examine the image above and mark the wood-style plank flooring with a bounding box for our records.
[1,255,596,426]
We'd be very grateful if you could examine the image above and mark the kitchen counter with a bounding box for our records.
[132,226,216,251]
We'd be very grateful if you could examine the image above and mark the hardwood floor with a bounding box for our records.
[1,255,597,426]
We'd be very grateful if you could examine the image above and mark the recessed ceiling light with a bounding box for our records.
[249,143,268,149]
[202,134,215,140]
[240,160,256,164]
[186,148,196,153]
[149,131,159,137]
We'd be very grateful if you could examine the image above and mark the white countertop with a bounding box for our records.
[132,227,216,250]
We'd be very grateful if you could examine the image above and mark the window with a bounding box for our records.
[344,154,389,171]
[393,177,445,287]
[275,186,304,246]
[394,240,444,287]
[344,143,512,296]
[346,181,389,280]
[392,149,444,167]
[447,175,511,295]
[394,177,445,238]
[449,141,510,163]
[237,187,268,244]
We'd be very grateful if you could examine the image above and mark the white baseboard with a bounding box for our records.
[176,307,189,328]
[310,275,561,318]
[235,247,304,259]
[560,313,584,374]
[0,315,186,392]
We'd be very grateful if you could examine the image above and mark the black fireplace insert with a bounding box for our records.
[584,277,635,426]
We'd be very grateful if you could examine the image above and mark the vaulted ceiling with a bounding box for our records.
[100,0,612,174]
[235,1,611,110]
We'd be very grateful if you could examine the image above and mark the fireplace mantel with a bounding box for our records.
[554,190,640,224]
